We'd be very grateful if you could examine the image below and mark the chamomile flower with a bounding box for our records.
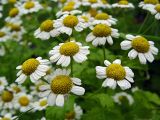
[148,4,160,20]
[32,97,48,111]
[49,41,90,67]
[96,59,134,90]
[41,117,46,120]
[65,0,82,8]
[86,24,119,46]
[20,0,42,14]
[34,19,60,40]
[112,0,134,9]
[54,15,88,36]
[65,104,83,120]
[39,69,85,107]
[15,57,50,84]
[0,113,16,120]
[99,0,111,9]
[56,5,82,18]
[0,89,15,109]
[113,92,134,105]
[120,34,158,64]
[5,7,21,23]
[82,0,102,8]
[8,83,26,94]
[0,27,10,42]
[14,92,32,112]
[91,12,117,26]
[0,46,5,56]
[139,0,159,11]
[0,77,8,92]
[1,0,17,5]
[0,6,3,18]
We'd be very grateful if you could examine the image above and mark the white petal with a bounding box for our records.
[104,60,111,66]
[113,59,121,64]
[71,86,85,95]
[48,93,56,106]
[138,53,147,64]
[56,94,64,107]
[117,80,131,90]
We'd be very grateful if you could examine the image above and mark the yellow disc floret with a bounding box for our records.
[144,0,159,4]
[18,96,30,106]
[106,64,126,80]
[62,5,74,12]
[1,91,13,102]
[88,0,97,3]
[155,4,160,12]
[66,1,75,6]
[63,15,79,28]
[8,0,16,4]
[51,75,73,94]
[12,86,21,93]
[131,36,150,53]
[22,58,40,75]
[9,8,19,17]
[10,24,21,31]
[65,111,76,120]
[89,9,97,17]
[24,1,35,9]
[40,20,54,32]
[95,13,110,20]
[93,24,111,37]
[118,0,129,5]
[0,31,6,37]
[60,42,79,56]
[1,117,10,120]
[39,99,47,106]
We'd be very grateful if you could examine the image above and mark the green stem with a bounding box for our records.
[71,58,73,77]
[102,46,106,61]
[141,20,156,34]
[2,42,10,53]
[138,12,149,33]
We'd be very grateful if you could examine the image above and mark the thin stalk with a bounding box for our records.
[138,12,149,33]
[71,58,73,77]
[102,46,106,61]
[141,20,156,34]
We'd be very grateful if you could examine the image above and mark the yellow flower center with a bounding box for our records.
[118,95,128,103]
[1,117,10,120]
[40,20,54,32]
[65,111,75,120]
[51,75,73,94]
[60,42,79,56]
[95,13,110,20]
[62,5,74,12]
[144,0,159,4]
[66,1,75,6]
[10,24,21,31]
[131,36,150,53]
[155,4,160,12]
[81,16,89,22]
[63,15,79,28]
[89,9,98,17]
[60,0,66,3]
[18,96,30,106]
[22,58,40,75]
[9,8,19,17]
[88,0,97,3]
[8,0,16,4]
[106,64,126,80]
[118,0,129,5]
[93,24,111,37]
[12,86,21,93]
[0,81,2,85]
[1,91,13,102]
[0,31,6,37]
[101,0,108,4]
[39,99,47,107]
[24,1,35,9]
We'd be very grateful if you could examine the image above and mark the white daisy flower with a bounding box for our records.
[41,117,46,120]
[120,34,159,64]
[54,14,88,36]
[0,77,8,92]
[5,7,22,23]
[14,92,32,112]
[0,46,5,56]
[91,12,117,27]
[56,5,82,18]
[139,0,159,11]
[8,83,26,94]
[113,92,134,105]
[112,0,134,9]
[0,113,16,120]
[1,0,17,5]
[15,57,50,84]
[39,69,85,107]
[32,97,48,111]
[49,41,90,67]
[19,0,42,14]
[148,4,160,20]
[96,59,134,90]
[64,0,82,8]
[34,19,60,40]
[82,0,102,8]
[65,104,83,120]
[0,89,15,110]
[0,6,3,18]
[86,24,119,46]
[99,0,111,9]
[0,27,10,42]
